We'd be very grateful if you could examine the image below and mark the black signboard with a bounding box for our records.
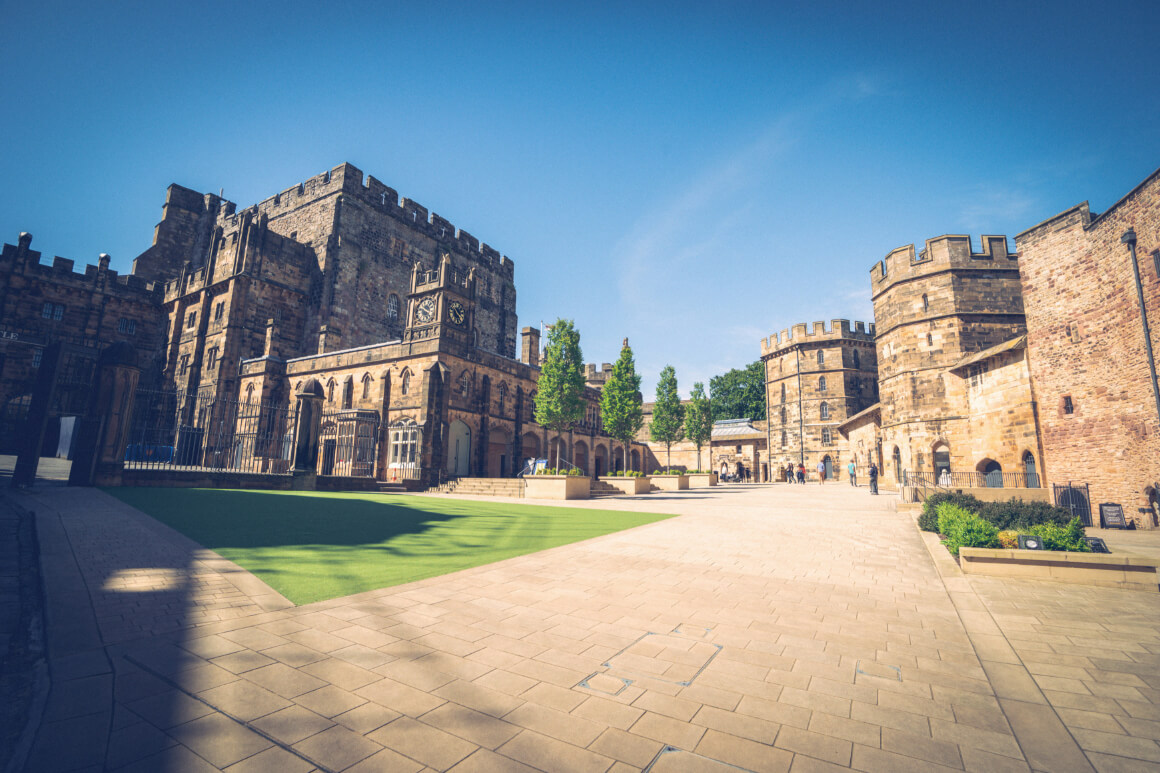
[1099,503,1128,529]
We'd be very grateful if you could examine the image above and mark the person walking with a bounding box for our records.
[816,460,826,484]
[796,463,805,484]
[868,462,879,495]
[847,460,857,486]
[786,463,795,484]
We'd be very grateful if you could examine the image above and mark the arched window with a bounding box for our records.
[822,428,833,445]
[818,376,827,392]
[387,294,400,321]
[780,430,787,446]
[820,401,830,420]
[933,442,950,480]
[342,377,353,409]
[400,368,411,396]
[853,349,860,369]
[817,350,824,366]
[244,383,255,404]
[497,382,508,414]
[458,371,471,397]
[327,379,335,403]
[780,383,786,403]
[361,373,372,400]
[1023,451,1039,488]
[780,407,787,423]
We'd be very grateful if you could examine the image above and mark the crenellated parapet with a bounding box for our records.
[1,234,164,300]
[221,162,516,280]
[761,319,875,357]
[870,234,1018,296]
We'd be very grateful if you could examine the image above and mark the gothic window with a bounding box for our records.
[822,428,833,445]
[780,407,787,423]
[853,349,860,369]
[206,347,218,371]
[458,371,471,397]
[922,293,929,311]
[780,383,786,403]
[362,373,372,399]
[117,318,136,335]
[820,401,830,420]
[817,350,824,366]
[818,376,827,392]
[179,354,190,376]
[327,379,335,403]
[187,310,197,329]
[498,382,507,414]
[214,301,224,321]
[342,377,353,409]
[400,368,411,395]
[387,294,400,321]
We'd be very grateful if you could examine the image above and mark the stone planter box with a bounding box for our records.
[598,476,652,495]
[523,475,590,500]
[688,473,717,487]
[651,475,689,491]
[959,547,1160,591]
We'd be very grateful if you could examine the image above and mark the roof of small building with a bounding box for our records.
[712,418,765,439]
[836,402,881,435]
[949,335,1026,373]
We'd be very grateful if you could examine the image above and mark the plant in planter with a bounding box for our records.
[937,502,1000,555]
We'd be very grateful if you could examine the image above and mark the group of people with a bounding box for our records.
[783,459,879,494]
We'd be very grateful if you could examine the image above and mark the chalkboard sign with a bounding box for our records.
[1099,503,1128,529]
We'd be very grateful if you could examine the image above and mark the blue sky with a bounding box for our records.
[3,0,1159,396]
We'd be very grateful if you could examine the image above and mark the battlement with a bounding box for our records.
[2,234,164,299]
[761,319,876,355]
[871,234,1017,289]
[232,162,515,279]
[584,362,614,383]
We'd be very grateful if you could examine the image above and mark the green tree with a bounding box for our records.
[684,381,713,471]
[534,319,586,471]
[600,340,644,472]
[709,360,766,422]
[650,365,685,472]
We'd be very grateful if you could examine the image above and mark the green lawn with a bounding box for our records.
[106,488,674,605]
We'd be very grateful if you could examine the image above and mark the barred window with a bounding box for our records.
[117,318,136,335]
[458,371,471,397]
[817,350,824,366]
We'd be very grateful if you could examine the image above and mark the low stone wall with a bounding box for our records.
[688,473,717,487]
[317,476,381,492]
[651,475,689,491]
[120,469,294,490]
[524,475,591,500]
[598,476,651,495]
[902,485,1051,504]
[959,547,1160,591]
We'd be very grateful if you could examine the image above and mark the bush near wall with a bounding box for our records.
[937,502,1000,556]
[918,491,1074,532]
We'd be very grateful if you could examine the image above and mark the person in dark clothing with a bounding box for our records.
[796,463,805,484]
[786,463,795,484]
[868,462,879,495]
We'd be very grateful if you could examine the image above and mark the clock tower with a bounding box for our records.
[404,252,477,352]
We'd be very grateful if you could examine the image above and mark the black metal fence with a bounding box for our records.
[904,469,1040,489]
[1053,482,1093,527]
[318,409,380,478]
[124,388,297,475]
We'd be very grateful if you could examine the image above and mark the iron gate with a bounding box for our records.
[318,409,380,477]
[1053,482,1093,527]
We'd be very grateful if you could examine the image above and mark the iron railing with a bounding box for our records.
[903,469,1040,490]
[1053,482,1093,527]
[125,388,297,475]
[318,409,380,477]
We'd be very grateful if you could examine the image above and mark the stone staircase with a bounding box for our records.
[589,480,625,498]
[433,478,526,497]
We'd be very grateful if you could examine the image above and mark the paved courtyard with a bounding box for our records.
[5,482,1160,772]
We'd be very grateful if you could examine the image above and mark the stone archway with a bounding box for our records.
[521,432,541,473]
[593,444,608,477]
[573,440,589,477]
[448,419,471,477]
[488,426,511,478]
[977,458,1003,488]
[630,448,641,472]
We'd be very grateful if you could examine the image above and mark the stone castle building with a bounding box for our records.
[760,320,879,479]
[868,235,1038,489]
[1016,169,1160,527]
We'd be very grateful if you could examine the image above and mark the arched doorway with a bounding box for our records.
[892,446,902,483]
[487,427,510,478]
[1023,451,1039,488]
[548,436,567,470]
[822,454,833,480]
[448,420,471,476]
[933,442,950,482]
[573,440,589,476]
[630,449,641,472]
[978,459,1003,488]
[520,432,540,473]
[594,444,608,477]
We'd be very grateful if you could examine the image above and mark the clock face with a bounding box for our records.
[449,301,466,326]
[416,297,436,324]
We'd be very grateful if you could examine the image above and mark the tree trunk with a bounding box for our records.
[666,444,671,473]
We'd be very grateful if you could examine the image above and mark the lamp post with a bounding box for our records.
[1122,229,1160,427]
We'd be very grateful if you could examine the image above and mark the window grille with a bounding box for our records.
[1063,395,1074,414]
[817,350,824,366]
[387,294,399,321]
[822,428,833,445]
[118,318,136,334]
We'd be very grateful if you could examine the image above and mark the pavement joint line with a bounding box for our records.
[600,630,724,686]
[918,516,1098,772]
[642,744,757,772]
[122,652,340,773]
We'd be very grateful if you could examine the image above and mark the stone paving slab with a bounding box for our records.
[8,482,1160,771]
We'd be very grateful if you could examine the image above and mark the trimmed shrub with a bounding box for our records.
[919,491,981,532]
[1027,518,1091,552]
[919,492,1074,533]
[938,502,1000,556]
[997,530,1020,549]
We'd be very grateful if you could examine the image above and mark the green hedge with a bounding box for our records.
[937,502,1000,555]
[1027,518,1091,552]
[919,491,1074,532]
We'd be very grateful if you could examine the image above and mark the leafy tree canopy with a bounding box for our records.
[685,381,713,451]
[534,319,586,456]
[709,360,766,422]
[600,341,644,448]
[650,365,685,470]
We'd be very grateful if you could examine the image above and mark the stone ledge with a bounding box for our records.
[960,547,1160,591]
